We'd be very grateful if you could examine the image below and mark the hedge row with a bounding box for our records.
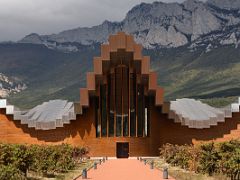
[159,140,240,179]
[0,143,88,179]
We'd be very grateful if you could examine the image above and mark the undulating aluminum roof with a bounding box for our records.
[0,98,239,130]
[168,98,234,129]
[0,99,80,130]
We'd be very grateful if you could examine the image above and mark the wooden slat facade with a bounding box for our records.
[0,32,240,157]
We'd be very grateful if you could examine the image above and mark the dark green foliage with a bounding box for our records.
[159,140,240,178]
[160,144,196,170]
[229,149,240,179]
[174,145,191,169]
[199,142,220,176]
[0,165,26,180]
[29,144,77,174]
[0,144,32,175]
[159,144,179,165]
[217,140,240,179]
[28,144,88,175]
[0,143,88,178]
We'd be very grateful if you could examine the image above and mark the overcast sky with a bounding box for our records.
[0,0,204,41]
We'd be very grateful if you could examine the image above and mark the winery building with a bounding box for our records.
[0,32,240,157]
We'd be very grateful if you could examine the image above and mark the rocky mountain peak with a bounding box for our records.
[207,0,240,10]
[19,0,240,51]
[183,0,205,11]
[125,1,183,20]
[19,33,42,44]
[102,20,112,25]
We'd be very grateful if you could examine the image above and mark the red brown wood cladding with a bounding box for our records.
[1,105,240,156]
[0,32,239,157]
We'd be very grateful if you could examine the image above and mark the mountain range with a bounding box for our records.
[20,0,240,51]
[0,0,240,108]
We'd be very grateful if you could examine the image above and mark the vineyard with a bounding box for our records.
[160,140,240,179]
[0,144,89,180]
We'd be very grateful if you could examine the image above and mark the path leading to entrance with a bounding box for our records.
[78,159,175,180]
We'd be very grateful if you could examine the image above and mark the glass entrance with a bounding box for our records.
[95,62,149,138]
[116,142,129,158]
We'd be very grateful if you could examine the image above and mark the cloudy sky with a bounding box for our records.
[0,0,204,41]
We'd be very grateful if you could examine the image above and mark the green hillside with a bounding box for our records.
[147,45,240,100]
[0,43,99,108]
[0,43,239,109]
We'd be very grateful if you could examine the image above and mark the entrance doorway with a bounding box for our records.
[116,142,129,158]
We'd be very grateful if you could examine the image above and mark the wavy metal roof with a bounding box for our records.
[169,98,234,129]
[0,99,81,130]
[0,98,239,130]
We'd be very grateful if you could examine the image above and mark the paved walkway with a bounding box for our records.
[78,159,175,180]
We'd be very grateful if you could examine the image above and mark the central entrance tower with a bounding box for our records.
[95,48,151,138]
[79,32,164,156]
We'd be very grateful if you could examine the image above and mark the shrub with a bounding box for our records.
[229,149,240,180]
[217,140,240,179]
[0,144,32,175]
[29,144,77,174]
[187,145,201,172]
[159,140,240,178]
[29,144,55,174]
[0,144,12,165]
[0,143,88,177]
[173,145,191,169]
[198,142,220,176]
[53,144,76,172]
[160,143,178,165]
[160,144,194,169]
[0,164,26,180]
[72,146,89,162]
